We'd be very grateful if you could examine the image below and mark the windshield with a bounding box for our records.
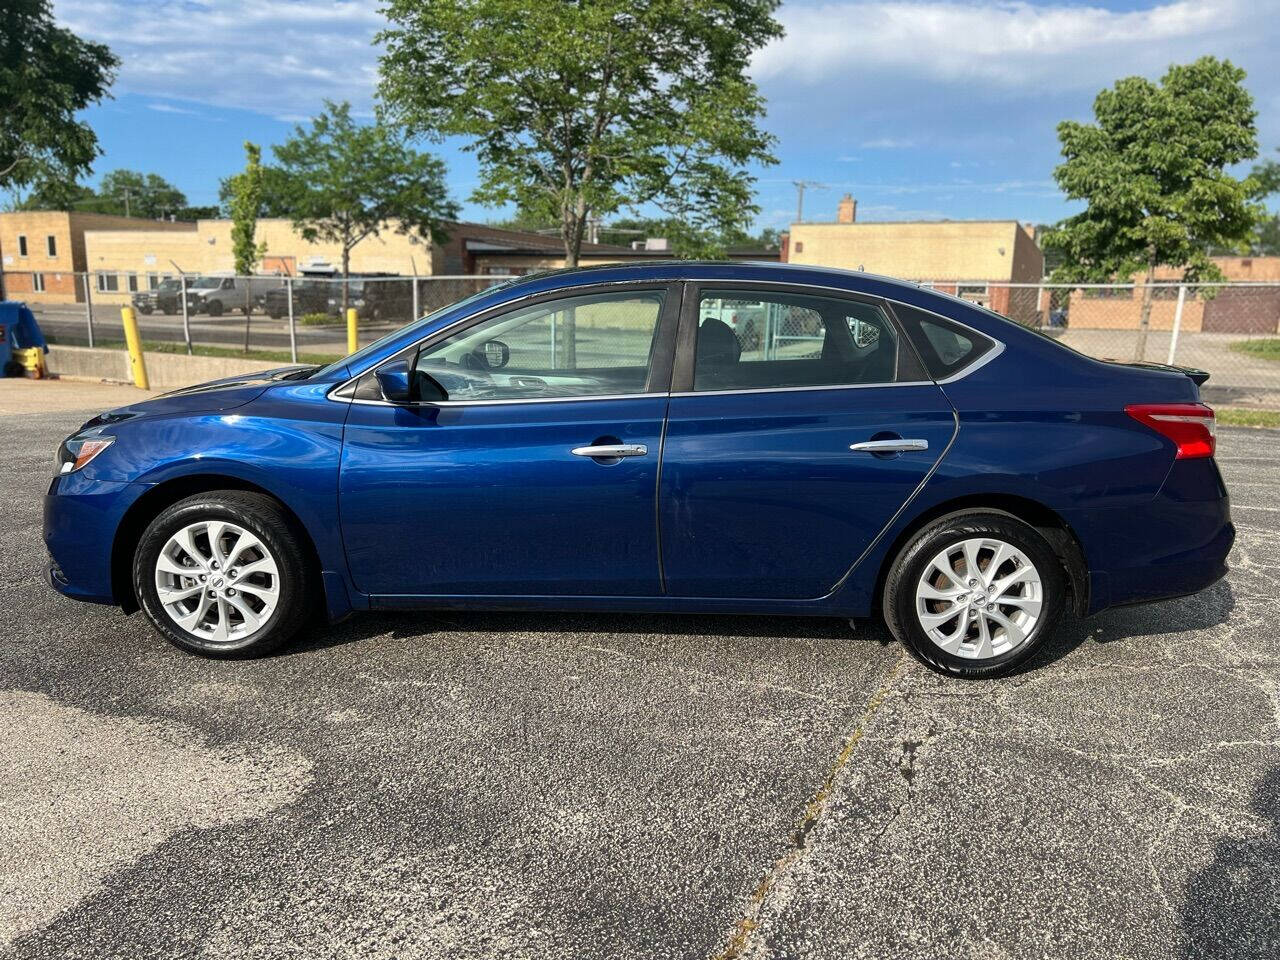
[314,281,513,379]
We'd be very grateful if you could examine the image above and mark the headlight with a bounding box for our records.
[56,435,115,475]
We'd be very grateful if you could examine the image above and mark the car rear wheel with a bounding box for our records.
[133,491,316,658]
[883,511,1065,679]
[206,300,224,317]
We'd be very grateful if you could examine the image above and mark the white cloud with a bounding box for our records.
[146,102,200,115]
[861,137,915,148]
[53,0,383,120]
[753,0,1253,89]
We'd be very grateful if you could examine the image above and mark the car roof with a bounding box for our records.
[504,259,925,296]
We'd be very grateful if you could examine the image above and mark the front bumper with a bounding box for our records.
[43,474,147,606]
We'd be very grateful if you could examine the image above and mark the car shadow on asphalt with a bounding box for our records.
[1025,579,1236,673]
[287,580,1235,671]
[286,608,899,658]
[1178,764,1280,959]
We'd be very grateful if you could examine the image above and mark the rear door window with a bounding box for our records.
[690,289,913,391]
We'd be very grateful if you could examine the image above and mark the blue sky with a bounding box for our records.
[46,0,1280,231]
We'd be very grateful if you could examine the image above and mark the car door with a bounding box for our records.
[339,283,679,597]
[658,282,958,600]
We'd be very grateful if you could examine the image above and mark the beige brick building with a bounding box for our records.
[1065,256,1280,334]
[2,210,779,307]
[0,211,191,303]
[781,196,1045,324]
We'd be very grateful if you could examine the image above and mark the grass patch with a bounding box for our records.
[299,312,340,327]
[1229,338,1280,362]
[1216,408,1280,429]
[88,339,342,365]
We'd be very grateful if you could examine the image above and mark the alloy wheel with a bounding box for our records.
[914,537,1043,660]
[154,520,280,643]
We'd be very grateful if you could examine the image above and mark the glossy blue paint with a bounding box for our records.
[660,384,956,599]
[341,396,667,596]
[43,261,1233,631]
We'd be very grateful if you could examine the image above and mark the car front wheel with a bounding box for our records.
[883,511,1065,679]
[133,491,316,657]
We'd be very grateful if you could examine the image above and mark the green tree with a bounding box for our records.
[217,165,298,219]
[0,0,118,190]
[1042,56,1264,359]
[15,176,97,211]
[1248,148,1280,254]
[273,100,457,310]
[229,142,267,275]
[377,0,783,267]
[94,169,188,219]
[227,142,268,349]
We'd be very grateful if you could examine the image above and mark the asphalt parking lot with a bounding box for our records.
[1,378,1278,959]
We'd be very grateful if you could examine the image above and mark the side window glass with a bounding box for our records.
[412,290,665,401]
[693,290,900,391]
[893,302,996,380]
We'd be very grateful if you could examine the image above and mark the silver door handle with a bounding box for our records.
[571,444,648,458]
[849,439,929,453]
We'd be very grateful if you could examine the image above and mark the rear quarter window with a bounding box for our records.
[892,302,996,380]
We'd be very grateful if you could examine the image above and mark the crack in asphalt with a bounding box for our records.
[708,650,907,960]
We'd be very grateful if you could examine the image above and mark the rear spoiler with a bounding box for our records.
[1101,359,1210,386]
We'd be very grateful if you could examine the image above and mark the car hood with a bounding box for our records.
[78,365,315,429]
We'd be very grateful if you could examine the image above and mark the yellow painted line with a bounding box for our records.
[711,650,907,960]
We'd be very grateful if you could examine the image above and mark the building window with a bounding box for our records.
[126,273,139,292]
[96,272,119,293]
[793,241,804,253]
[957,284,989,301]
[1082,287,1133,300]
[46,235,57,258]
[147,272,161,290]
[17,235,28,257]
[32,273,45,292]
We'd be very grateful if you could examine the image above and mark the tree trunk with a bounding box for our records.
[558,209,580,368]
[341,246,351,316]
[1134,257,1155,361]
[242,281,252,353]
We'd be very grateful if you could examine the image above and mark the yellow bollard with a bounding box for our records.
[346,307,358,355]
[120,306,150,390]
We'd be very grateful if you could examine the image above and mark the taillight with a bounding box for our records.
[1125,403,1216,459]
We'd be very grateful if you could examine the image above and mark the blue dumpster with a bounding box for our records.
[0,301,48,375]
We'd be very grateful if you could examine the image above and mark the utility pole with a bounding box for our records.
[792,180,828,224]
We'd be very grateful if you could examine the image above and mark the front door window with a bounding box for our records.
[412,290,666,401]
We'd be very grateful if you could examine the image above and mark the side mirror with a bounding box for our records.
[375,361,413,404]
[482,339,510,369]
[375,360,449,404]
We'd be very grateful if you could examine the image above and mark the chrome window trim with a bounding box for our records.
[327,274,1007,406]
[935,339,1005,384]
[346,391,658,408]
[669,380,935,399]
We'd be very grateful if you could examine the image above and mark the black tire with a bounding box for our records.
[883,510,1065,679]
[138,305,154,315]
[161,307,174,315]
[133,491,317,658]
[268,311,283,320]
[206,299,224,317]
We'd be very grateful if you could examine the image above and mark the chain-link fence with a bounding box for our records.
[5,271,1279,409]
[964,281,1280,411]
[1,271,503,364]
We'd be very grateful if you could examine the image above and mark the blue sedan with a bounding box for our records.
[44,262,1232,678]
